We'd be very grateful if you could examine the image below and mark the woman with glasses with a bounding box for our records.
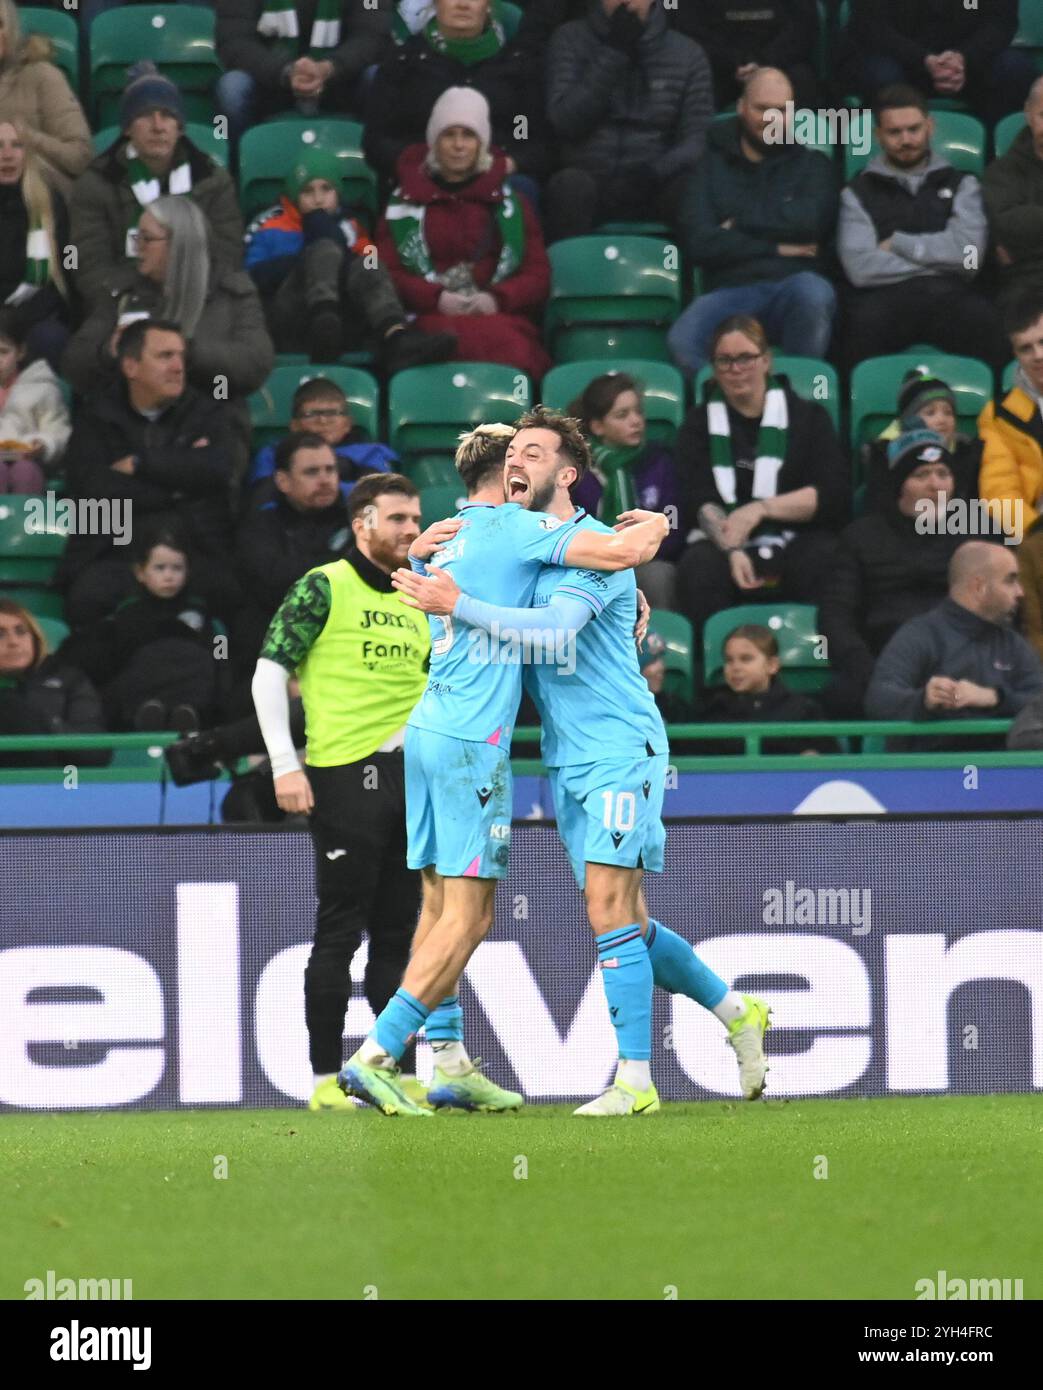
[61,194,273,478]
[675,314,849,674]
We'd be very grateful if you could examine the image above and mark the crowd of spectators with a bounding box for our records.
[4,0,1043,757]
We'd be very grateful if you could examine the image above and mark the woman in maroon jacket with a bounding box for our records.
[375,86,551,382]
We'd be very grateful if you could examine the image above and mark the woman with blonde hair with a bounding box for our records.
[0,117,72,369]
[0,598,108,767]
[0,0,91,193]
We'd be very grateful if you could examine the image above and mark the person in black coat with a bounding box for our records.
[56,318,238,628]
[232,432,355,685]
[669,0,820,111]
[215,0,394,144]
[0,599,108,767]
[63,522,230,733]
[837,0,1034,127]
[819,426,965,717]
[697,623,835,754]
[674,315,849,672]
[364,0,550,189]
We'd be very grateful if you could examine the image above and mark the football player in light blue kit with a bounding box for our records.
[339,422,672,1116]
[394,407,771,1115]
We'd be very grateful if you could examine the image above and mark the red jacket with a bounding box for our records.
[376,145,550,317]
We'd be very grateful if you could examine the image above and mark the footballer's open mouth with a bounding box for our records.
[506,471,531,502]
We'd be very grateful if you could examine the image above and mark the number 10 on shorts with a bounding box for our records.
[601,791,636,831]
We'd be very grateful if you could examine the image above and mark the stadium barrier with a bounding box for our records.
[2,819,1040,1110]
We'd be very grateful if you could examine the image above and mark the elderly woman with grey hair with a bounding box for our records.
[62,194,273,473]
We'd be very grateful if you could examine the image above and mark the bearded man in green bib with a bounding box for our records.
[252,471,436,1112]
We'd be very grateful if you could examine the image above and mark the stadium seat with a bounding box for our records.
[247,364,380,449]
[93,122,229,166]
[417,480,466,523]
[844,110,987,179]
[0,496,66,585]
[849,352,993,450]
[89,6,222,128]
[0,586,64,618]
[703,603,829,691]
[403,455,459,489]
[20,7,79,91]
[694,355,840,430]
[239,119,376,222]
[1014,0,1043,69]
[540,359,686,444]
[37,615,70,650]
[648,608,694,703]
[1004,359,1019,393]
[545,237,682,364]
[994,111,1026,159]
[389,363,532,457]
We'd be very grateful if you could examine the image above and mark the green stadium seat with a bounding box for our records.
[248,364,380,449]
[1014,0,1043,68]
[89,6,222,128]
[994,112,1026,158]
[389,363,532,457]
[849,352,993,450]
[0,496,66,584]
[694,355,840,430]
[93,121,229,166]
[20,7,79,91]
[239,118,376,223]
[540,359,686,444]
[648,608,694,702]
[844,110,987,179]
[417,480,467,523]
[0,586,64,618]
[546,237,682,364]
[703,603,829,691]
[37,615,70,651]
[404,455,460,489]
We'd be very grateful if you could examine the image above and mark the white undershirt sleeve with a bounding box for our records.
[251,657,301,779]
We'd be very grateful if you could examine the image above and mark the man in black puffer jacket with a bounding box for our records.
[544,0,713,242]
[56,319,238,628]
[819,427,965,717]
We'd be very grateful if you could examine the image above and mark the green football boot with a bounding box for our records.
[573,1078,660,1116]
[426,1060,523,1112]
[727,995,771,1099]
[308,1076,357,1112]
[338,1055,433,1117]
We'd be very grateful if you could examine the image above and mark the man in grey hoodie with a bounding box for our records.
[866,540,1042,750]
[837,83,1006,370]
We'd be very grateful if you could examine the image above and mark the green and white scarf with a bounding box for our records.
[4,222,51,306]
[707,378,788,509]
[591,441,642,523]
[424,14,504,65]
[258,0,342,50]
[124,143,192,258]
[385,184,525,285]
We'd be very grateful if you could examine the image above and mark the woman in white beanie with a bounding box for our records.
[375,86,551,380]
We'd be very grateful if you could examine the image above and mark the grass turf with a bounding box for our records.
[3,1094,1041,1301]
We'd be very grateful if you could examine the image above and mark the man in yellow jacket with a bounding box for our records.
[980,293,1043,658]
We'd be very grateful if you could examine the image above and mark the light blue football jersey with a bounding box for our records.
[408,502,584,749]
[523,513,668,767]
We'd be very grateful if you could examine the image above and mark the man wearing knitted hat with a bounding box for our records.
[861,366,982,513]
[821,425,972,716]
[245,145,455,369]
[69,62,244,313]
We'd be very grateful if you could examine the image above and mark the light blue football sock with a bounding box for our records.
[645,918,728,1009]
[425,993,464,1042]
[596,924,653,1061]
[372,988,430,1062]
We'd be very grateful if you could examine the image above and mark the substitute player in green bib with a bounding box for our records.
[252,473,447,1112]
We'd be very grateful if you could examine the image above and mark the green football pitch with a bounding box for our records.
[3,1095,1040,1301]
